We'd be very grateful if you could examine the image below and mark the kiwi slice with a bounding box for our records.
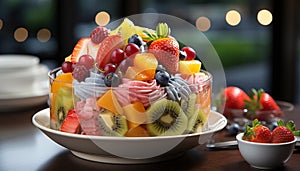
[98,111,128,136]
[187,108,207,133]
[51,87,74,130]
[181,93,196,118]
[146,98,188,136]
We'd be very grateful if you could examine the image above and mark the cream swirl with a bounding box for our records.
[114,78,166,107]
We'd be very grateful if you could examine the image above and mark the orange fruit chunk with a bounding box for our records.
[97,89,124,115]
[125,126,150,137]
[51,73,73,93]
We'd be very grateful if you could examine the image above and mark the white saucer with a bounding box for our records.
[0,54,39,72]
[0,86,49,112]
[32,108,227,164]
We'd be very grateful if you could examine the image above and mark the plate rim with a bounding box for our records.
[32,108,227,141]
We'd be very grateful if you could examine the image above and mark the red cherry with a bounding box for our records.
[61,61,74,73]
[77,55,94,69]
[124,43,140,58]
[103,63,117,75]
[182,47,196,60]
[110,48,125,64]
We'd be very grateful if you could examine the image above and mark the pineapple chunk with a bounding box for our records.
[179,60,202,74]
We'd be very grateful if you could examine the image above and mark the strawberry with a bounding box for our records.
[144,23,179,74]
[272,126,294,143]
[96,35,124,69]
[272,120,299,143]
[70,38,90,63]
[90,26,110,44]
[242,119,272,143]
[245,89,281,112]
[61,110,81,134]
[223,86,250,109]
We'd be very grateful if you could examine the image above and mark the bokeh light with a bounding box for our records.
[225,10,241,26]
[257,9,273,26]
[37,28,51,42]
[196,16,211,32]
[95,11,110,26]
[14,27,28,42]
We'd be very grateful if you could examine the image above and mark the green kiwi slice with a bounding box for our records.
[98,111,128,136]
[146,98,188,136]
[181,93,197,118]
[187,108,207,133]
[51,87,74,130]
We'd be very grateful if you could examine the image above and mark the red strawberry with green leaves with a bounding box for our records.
[272,120,299,143]
[245,89,281,113]
[144,23,180,74]
[242,119,272,143]
[96,35,124,69]
[223,86,250,109]
[60,110,81,134]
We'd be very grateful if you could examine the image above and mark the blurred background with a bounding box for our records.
[0,0,299,104]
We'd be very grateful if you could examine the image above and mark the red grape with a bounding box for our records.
[110,48,125,64]
[182,47,196,60]
[103,63,117,75]
[124,43,140,58]
[61,61,74,73]
[77,55,94,69]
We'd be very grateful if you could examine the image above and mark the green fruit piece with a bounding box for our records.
[51,87,74,130]
[187,108,207,133]
[181,93,196,118]
[146,98,188,136]
[98,111,128,136]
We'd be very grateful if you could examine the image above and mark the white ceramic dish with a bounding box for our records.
[32,108,227,164]
[0,54,39,71]
[236,133,296,169]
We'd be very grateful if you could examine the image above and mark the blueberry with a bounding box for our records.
[104,72,121,87]
[179,50,187,60]
[155,70,170,87]
[156,64,166,73]
[128,34,143,47]
[269,121,278,131]
[227,123,240,135]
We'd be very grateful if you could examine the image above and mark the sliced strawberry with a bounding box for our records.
[149,37,179,74]
[71,38,90,63]
[60,110,81,134]
[87,40,100,59]
[96,35,124,69]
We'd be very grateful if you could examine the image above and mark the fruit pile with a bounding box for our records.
[49,18,212,137]
[219,86,282,121]
[242,119,300,143]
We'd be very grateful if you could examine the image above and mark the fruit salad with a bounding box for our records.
[49,18,212,137]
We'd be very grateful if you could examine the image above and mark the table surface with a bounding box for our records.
[1,104,300,171]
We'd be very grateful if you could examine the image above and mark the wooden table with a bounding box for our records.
[1,104,300,171]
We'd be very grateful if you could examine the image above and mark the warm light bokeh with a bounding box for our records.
[37,28,51,42]
[226,10,241,26]
[196,16,211,32]
[257,9,272,26]
[14,27,28,42]
[95,11,110,26]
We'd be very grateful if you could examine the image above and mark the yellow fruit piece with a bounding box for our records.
[125,126,150,137]
[123,101,147,129]
[97,89,124,115]
[124,66,155,81]
[134,53,158,70]
[110,18,155,44]
[179,60,202,75]
[65,55,71,62]
[51,73,73,93]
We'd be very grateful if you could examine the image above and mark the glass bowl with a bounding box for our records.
[48,67,213,137]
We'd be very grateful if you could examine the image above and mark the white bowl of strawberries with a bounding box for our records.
[236,119,299,169]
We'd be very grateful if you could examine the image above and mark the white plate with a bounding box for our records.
[0,54,39,71]
[0,88,49,112]
[32,108,227,164]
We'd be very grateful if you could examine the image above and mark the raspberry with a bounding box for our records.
[72,65,90,82]
[90,26,110,44]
